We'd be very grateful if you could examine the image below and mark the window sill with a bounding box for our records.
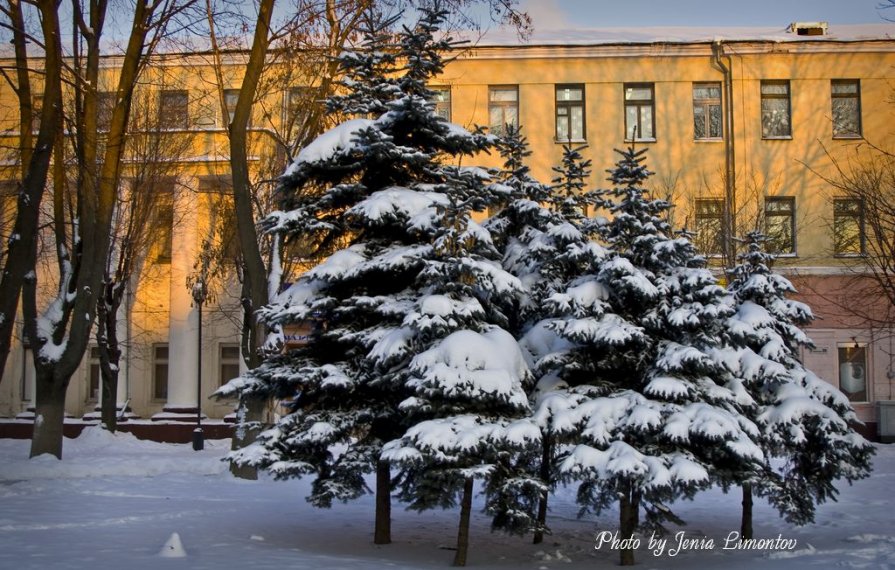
[834,253,867,259]
[762,136,792,141]
[624,138,657,144]
[772,253,798,258]
[555,138,587,144]
[833,135,863,140]
[694,138,723,143]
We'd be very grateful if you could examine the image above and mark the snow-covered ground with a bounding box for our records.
[1,428,892,570]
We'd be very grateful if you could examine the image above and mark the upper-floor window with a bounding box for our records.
[624,83,655,141]
[555,84,585,142]
[693,82,722,140]
[97,91,115,132]
[0,181,16,269]
[489,85,518,137]
[200,177,239,262]
[833,198,865,256]
[223,88,240,126]
[152,182,175,263]
[31,93,42,132]
[431,87,451,122]
[694,198,724,256]
[764,196,795,255]
[158,90,188,130]
[760,80,791,139]
[832,80,862,138]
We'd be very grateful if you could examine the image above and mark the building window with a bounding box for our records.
[219,344,241,387]
[283,86,317,142]
[624,83,655,141]
[489,85,518,137]
[555,84,585,142]
[832,80,861,138]
[838,343,867,402]
[200,177,239,262]
[693,83,722,140]
[764,197,795,255]
[158,90,188,130]
[431,87,451,122]
[0,182,17,268]
[223,88,244,126]
[833,198,865,256]
[153,183,175,263]
[31,93,42,132]
[694,198,724,255]
[760,80,791,138]
[88,346,101,401]
[97,91,115,132]
[152,344,169,401]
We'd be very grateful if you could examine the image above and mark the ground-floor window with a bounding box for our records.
[838,342,867,402]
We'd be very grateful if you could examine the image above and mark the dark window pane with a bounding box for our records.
[760,81,791,138]
[159,90,188,129]
[98,92,115,131]
[153,344,169,401]
[555,84,585,142]
[489,86,518,136]
[764,197,795,254]
[694,198,724,255]
[833,198,864,255]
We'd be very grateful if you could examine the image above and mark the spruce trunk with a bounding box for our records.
[453,477,474,567]
[619,486,640,566]
[374,460,392,544]
[29,374,66,459]
[741,483,753,540]
[533,433,552,544]
[229,397,266,479]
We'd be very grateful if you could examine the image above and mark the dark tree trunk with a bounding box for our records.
[533,433,552,544]
[619,486,640,566]
[97,290,123,432]
[0,0,63,385]
[29,371,67,458]
[741,483,753,540]
[374,460,391,544]
[100,369,119,431]
[216,0,274,479]
[453,477,474,567]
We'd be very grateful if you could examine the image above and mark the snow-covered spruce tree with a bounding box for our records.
[380,172,542,565]
[550,148,764,566]
[484,127,611,544]
[725,231,874,538]
[549,143,594,223]
[218,5,494,547]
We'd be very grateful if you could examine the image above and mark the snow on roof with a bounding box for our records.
[462,23,895,48]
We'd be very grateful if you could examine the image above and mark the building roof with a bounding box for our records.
[465,23,895,47]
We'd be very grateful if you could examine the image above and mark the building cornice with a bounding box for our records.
[455,39,895,61]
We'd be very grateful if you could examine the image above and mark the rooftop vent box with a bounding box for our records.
[787,21,829,36]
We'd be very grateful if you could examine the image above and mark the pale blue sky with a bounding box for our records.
[519,0,894,28]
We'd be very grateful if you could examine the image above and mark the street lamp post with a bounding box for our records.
[191,278,207,451]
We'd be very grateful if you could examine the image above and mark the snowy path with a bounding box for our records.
[1,428,892,569]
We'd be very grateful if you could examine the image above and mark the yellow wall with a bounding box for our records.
[1,37,894,419]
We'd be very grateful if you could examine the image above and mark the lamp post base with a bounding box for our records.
[192,427,204,451]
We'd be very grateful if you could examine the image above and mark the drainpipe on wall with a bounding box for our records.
[712,40,737,272]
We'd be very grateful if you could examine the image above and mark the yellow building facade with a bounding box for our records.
[1,22,894,435]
